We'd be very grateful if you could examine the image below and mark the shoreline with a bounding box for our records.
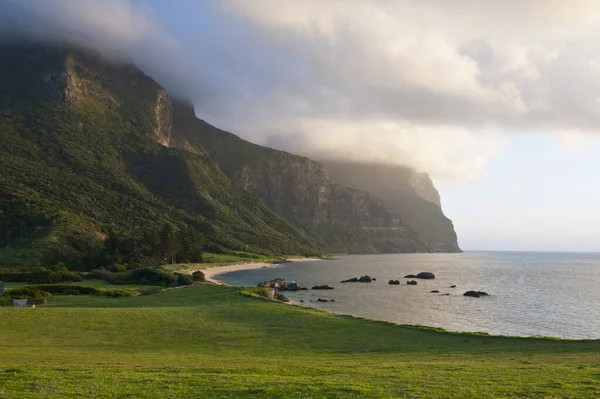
[195,258,322,285]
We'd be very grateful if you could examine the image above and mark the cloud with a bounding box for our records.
[3,1,600,180]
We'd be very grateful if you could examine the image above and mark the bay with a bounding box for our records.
[217,252,600,339]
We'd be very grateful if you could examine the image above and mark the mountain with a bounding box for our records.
[318,161,460,252]
[172,102,433,253]
[0,43,321,268]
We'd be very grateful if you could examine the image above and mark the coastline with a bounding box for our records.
[194,258,322,285]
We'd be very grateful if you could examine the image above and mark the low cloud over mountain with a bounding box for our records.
[3,0,600,179]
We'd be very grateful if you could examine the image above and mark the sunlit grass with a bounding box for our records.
[0,284,598,398]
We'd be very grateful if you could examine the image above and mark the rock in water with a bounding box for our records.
[429,290,439,293]
[316,298,329,302]
[312,285,334,290]
[341,277,359,283]
[358,275,372,283]
[416,272,435,279]
[388,280,400,285]
[463,291,489,298]
[404,274,418,278]
[407,280,417,285]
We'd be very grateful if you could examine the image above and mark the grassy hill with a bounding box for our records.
[0,284,598,398]
[0,43,321,268]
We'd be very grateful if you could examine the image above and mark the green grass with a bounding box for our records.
[3,279,162,295]
[0,284,599,398]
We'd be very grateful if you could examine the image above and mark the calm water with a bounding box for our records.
[217,252,600,339]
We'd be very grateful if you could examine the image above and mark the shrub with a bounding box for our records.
[103,289,136,297]
[6,287,52,304]
[176,274,195,286]
[86,267,115,282]
[0,271,33,282]
[31,269,82,284]
[191,271,205,282]
[31,285,102,295]
[116,267,178,286]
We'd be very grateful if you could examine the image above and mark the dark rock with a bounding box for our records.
[429,290,439,293]
[407,280,417,285]
[416,272,435,279]
[341,277,359,283]
[258,279,307,291]
[463,291,489,298]
[316,298,329,302]
[372,278,377,281]
[404,274,418,278]
[312,285,334,290]
[358,275,372,283]
[450,285,456,288]
[299,300,305,303]
[276,294,290,302]
[330,299,335,302]
[440,293,450,296]
[388,279,400,285]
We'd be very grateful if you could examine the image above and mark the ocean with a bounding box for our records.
[216,251,600,339]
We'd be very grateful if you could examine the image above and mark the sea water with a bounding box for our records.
[216,252,600,339]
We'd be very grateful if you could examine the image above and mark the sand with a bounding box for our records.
[194,258,321,285]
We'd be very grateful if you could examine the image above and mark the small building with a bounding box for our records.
[13,299,27,307]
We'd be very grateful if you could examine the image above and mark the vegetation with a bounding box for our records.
[0,284,598,398]
[0,44,321,270]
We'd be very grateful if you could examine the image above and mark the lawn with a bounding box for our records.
[0,284,599,398]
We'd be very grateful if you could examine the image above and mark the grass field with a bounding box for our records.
[1,284,599,398]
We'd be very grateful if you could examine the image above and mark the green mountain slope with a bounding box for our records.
[172,102,428,253]
[0,43,321,268]
[320,161,461,252]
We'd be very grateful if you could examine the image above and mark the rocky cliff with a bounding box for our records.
[172,102,428,253]
[320,161,460,252]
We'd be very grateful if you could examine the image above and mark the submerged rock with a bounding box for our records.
[404,272,436,279]
[463,291,489,298]
[407,280,417,285]
[341,277,359,283]
[316,298,329,302]
[450,285,456,288]
[388,279,400,285]
[429,290,440,293]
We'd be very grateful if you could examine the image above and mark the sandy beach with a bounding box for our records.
[194,258,322,285]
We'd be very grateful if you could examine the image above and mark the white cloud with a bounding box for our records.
[5,0,600,180]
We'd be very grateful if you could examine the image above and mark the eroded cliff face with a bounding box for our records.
[320,161,460,253]
[153,89,172,147]
[172,102,428,253]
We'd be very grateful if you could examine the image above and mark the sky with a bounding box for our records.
[2,0,600,251]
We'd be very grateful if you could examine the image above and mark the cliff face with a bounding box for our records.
[320,161,460,252]
[172,102,428,253]
[0,43,321,266]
